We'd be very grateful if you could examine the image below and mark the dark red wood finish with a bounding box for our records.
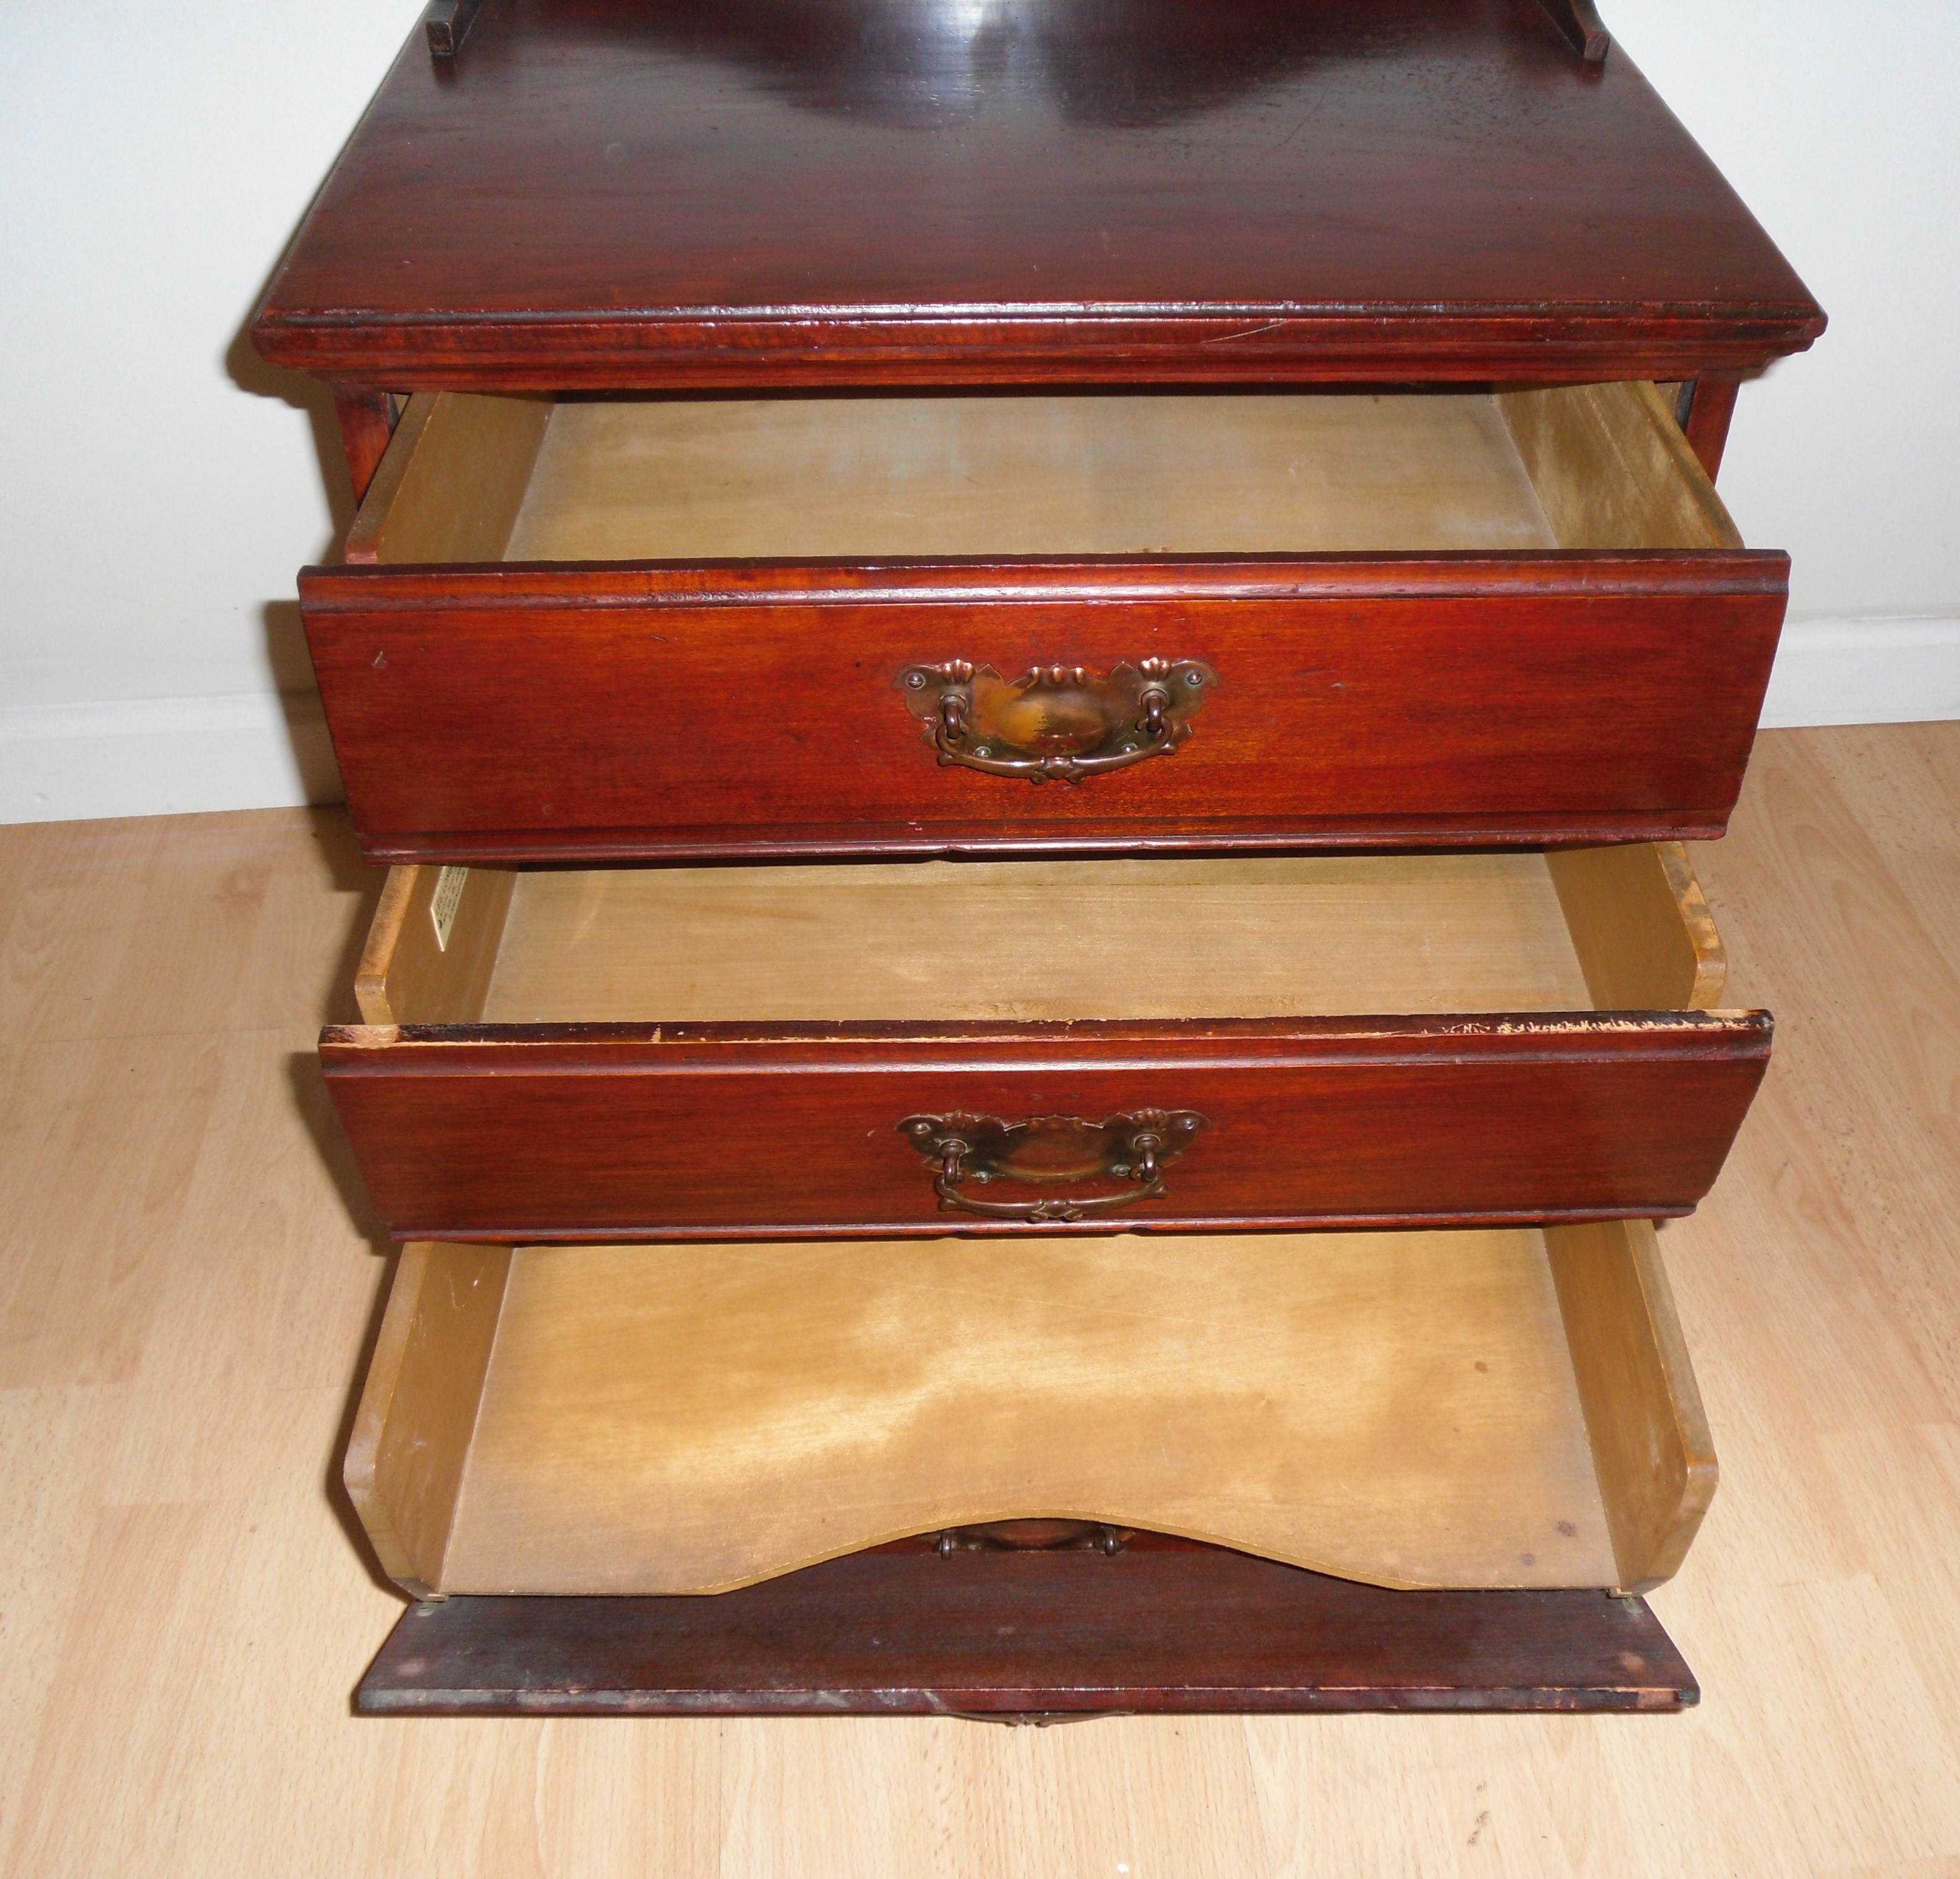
[427,0,487,60]
[319,1012,1771,1241]
[1533,0,1610,64]
[331,388,397,504]
[251,0,1823,391]
[356,1534,1698,1717]
[301,553,1788,863]
[1682,374,1744,482]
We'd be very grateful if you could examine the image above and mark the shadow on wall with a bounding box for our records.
[224,320,357,543]
[263,606,348,806]
[224,247,358,806]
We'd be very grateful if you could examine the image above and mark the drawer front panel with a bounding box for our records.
[319,1016,1771,1241]
[301,556,1786,863]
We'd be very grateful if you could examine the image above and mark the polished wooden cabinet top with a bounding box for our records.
[252,0,1823,389]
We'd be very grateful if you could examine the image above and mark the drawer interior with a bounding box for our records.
[356,843,1726,1026]
[343,380,1741,566]
[347,1220,1714,1599]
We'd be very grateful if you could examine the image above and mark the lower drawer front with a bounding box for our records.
[347,1222,1714,1598]
[321,845,1769,1241]
[301,382,1786,862]
[324,1019,1765,1240]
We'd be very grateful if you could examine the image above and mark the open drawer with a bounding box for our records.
[348,1220,1714,1598]
[321,842,1769,1241]
[299,382,1787,864]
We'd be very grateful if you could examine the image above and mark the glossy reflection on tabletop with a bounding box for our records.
[258,0,1815,338]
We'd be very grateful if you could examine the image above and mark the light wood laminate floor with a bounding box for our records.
[2,725,1958,1878]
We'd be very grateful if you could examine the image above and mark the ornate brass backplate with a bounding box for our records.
[896,1110,1211,1222]
[894,658,1218,783]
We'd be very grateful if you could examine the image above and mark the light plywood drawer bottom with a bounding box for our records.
[349,1219,1713,1601]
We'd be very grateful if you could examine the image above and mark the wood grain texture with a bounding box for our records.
[357,1546,1699,1717]
[351,862,511,1026]
[469,853,1598,1024]
[331,846,1769,1239]
[396,1229,1618,1595]
[1547,1219,1718,1593]
[319,1014,1771,1241]
[342,392,549,566]
[499,391,1559,561]
[343,1240,511,1596]
[350,865,418,1026]
[1547,841,1728,1011]
[249,0,1823,387]
[331,387,395,503]
[303,383,1787,861]
[1495,379,1743,550]
[303,558,1788,863]
[8,735,1960,1872]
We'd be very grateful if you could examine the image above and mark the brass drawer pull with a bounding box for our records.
[936,1521,1132,1555]
[896,658,1217,784]
[898,1110,1210,1223]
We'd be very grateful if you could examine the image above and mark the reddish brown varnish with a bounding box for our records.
[1682,375,1745,481]
[251,0,1823,391]
[259,0,1805,1721]
[332,388,397,504]
[301,554,1788,864]
[356,1534,1699,1717]
[319,1012,1771,1242]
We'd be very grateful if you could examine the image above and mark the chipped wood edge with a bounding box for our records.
[1545,841,1727,1011]
[1654,840,1728,1008]
[355,864,516,1026]
[354,867,421,1025]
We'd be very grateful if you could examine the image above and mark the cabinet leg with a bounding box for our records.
[1677,374,1741,482]
[333,387,400,504]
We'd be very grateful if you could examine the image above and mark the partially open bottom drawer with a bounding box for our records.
[321,843,1769,1239]
[357,1557,1702,1717]
[301,381,1786,861]
[349,1221,1714,1599]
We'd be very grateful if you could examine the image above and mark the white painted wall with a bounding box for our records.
[0,1,417,818]
[1608,0,1960,728]
[1,0,1956,821]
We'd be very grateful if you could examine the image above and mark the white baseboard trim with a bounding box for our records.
[3,618,1957,825]
[0,690,343,826]
[1759,615,1960,729]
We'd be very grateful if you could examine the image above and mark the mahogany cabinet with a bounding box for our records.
[252,0,1823,1715]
